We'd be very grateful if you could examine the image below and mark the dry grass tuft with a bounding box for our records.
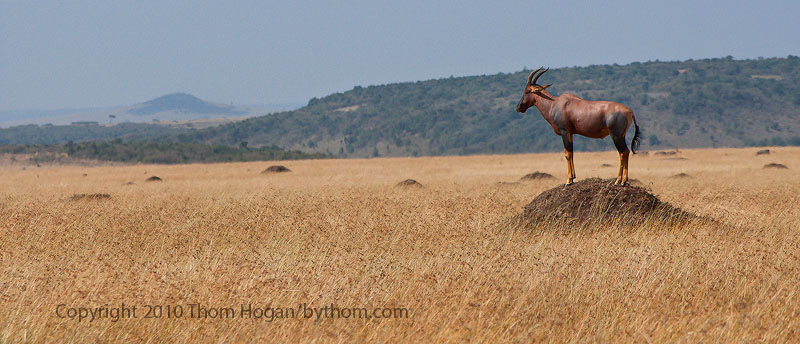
[756,149,771,155]
[68,193,112,201]
[145,175,163,182]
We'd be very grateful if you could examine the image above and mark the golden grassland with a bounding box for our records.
[1,147,799,343]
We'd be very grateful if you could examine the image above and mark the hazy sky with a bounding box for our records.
[2,0,799,111]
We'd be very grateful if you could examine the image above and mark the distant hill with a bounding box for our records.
[0,92,298,144]
[128,93,243,116]
[0,93,301,128]
[183,56,800,157]
[2,57,799,157]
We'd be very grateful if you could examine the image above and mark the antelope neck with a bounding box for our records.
[532,91,556,123]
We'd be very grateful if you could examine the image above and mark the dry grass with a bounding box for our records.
[1,147,798,343]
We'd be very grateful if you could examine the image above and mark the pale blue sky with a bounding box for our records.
[1,0,799,111]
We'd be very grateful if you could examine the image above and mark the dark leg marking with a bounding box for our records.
[561,132,573,153]
[611,134,628,154]
[562,132,575,185]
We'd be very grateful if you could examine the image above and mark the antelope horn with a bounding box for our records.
[526,67,542,86]
[531,67,549,86]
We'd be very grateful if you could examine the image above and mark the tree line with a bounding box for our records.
[0,140,328,164]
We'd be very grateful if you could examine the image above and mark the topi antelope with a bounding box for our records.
[516,67,641,186]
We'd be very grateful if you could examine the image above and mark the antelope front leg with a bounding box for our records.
[564,149,574,185]
[569,151,575,183]
[562,133,574,186]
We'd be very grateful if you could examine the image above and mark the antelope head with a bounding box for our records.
[516,67,552,113]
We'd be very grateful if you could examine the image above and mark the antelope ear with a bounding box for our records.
[541,84,553,90]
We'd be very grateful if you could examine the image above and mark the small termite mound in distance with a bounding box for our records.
[756,149,771,155]
[671,173,691,178]
[519,171,555,181]
[396,179,423,188]
[262,165,291,174]
[763,163,788,169]
[654,150,677,156]
[145,176,163,182]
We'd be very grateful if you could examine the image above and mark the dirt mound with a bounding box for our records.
[519,171,555,181]
[756,149,771,155]
[671,173,691,178]
[69,193,111,201]
[262,165,291,173]
[654,150,677,156]
[396,179,423,188]
[145,176,162,182]
[520,178,691,224]
[763,163,788,169]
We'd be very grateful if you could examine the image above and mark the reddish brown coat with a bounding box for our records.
[516,67,641,186]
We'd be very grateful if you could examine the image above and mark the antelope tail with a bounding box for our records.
[631,114,641,154]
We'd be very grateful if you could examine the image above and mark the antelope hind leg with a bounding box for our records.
[611,133,629,186]
[621,150,630,185]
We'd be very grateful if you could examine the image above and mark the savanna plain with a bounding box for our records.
[1,147,799,343]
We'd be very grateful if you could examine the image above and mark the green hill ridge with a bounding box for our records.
[2,56,799,160]
[184,56,800,157]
